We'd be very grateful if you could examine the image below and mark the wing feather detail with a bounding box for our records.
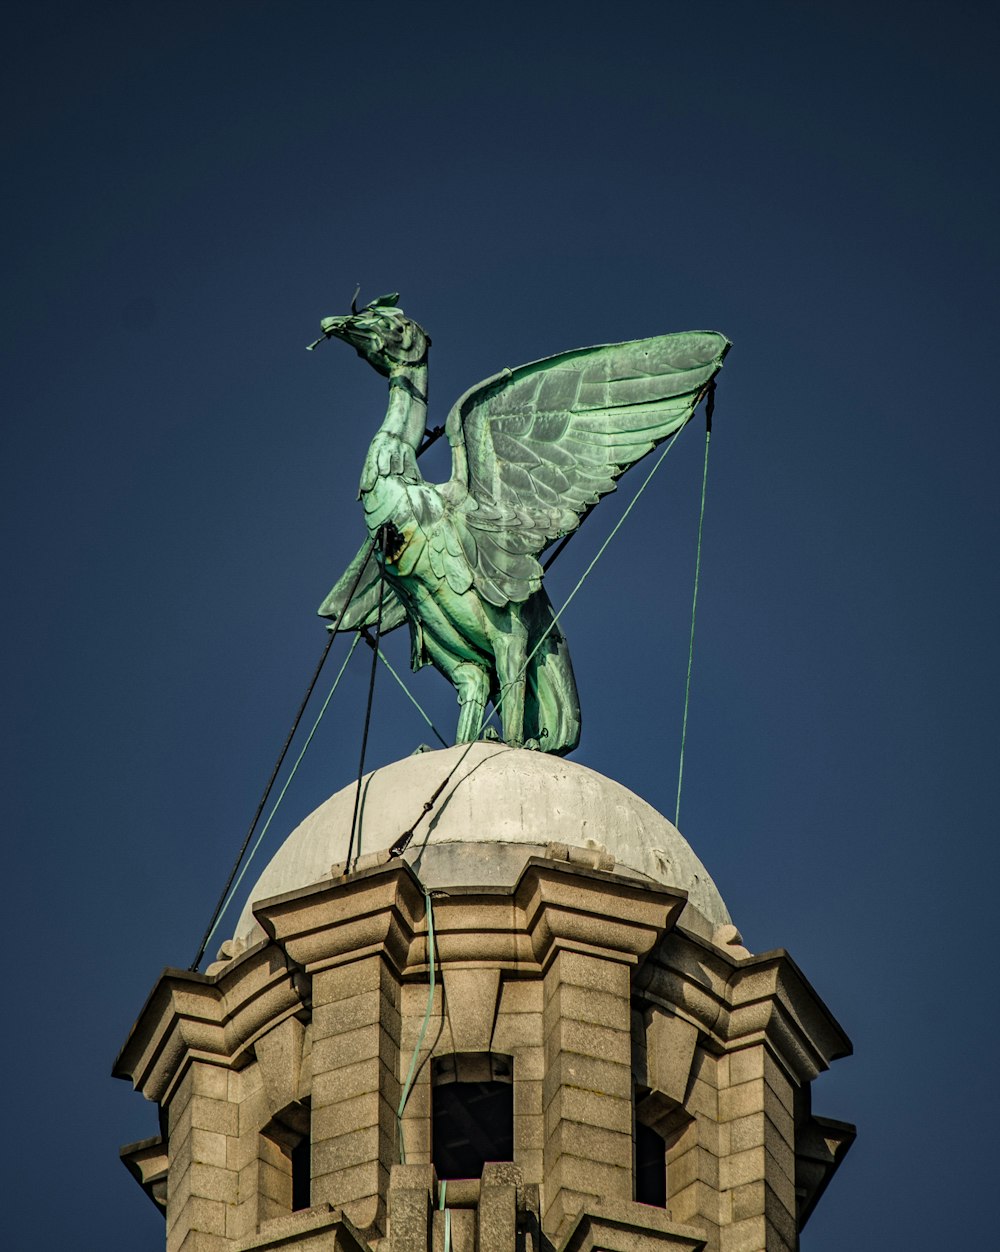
[317,538,408,632]
[445,331,729,606]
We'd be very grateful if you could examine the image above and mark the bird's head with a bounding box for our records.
[319,292,431,376]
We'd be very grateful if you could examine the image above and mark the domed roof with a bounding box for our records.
[232,743,731,946]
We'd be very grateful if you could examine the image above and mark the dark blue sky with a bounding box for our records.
[5,2,998,1246]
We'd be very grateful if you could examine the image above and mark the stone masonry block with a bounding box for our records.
[257,1158,291,1208]
[761,1054,794,1116]
[172,1126,231,1172]
[167,1196,227,1248]
[543,951,631,1001]
[546,983,631,1031]
[667,1180,707,1227]
[312,1022,389,1072]
[544,1084,632,1136]
[685,1077,719,1120]
[497,979,543,1015]
[669,1144,720,1194]
[490,1011,543,1051]
[314,988,401,1039]
[175,1231,230,1252]
[443,966,501,1053]
[311,1089,384,1142]
[312,1057,389,1105]
[478,1177,517,1252]
[727,1048,763,1087]
[690,1047,723,1089]
[228,1197,258,1242]
[314,1155,386,1204]
[312,957,388,1006]
[169,1064,230,1127]
[185,1161,239,1206]
[398,1075,431,1119]
[313,1125,381,1175]
[515,1113,544,1151]
[718,1080,789,1127]
[254,1017,306,1119]
[388,1188,431,1252]
[519,1147,543,1185]
[719,1213,793,1252]
[546,1120,632,1171]
[432,1207,475,1252]
[543,1055,632,1106]
[719,1146,796,1208]
[542,1185,592,1243]
[511,1047,544,1081]
[728,1181,797,1245]
[546,1154,631,1204]
[646,1010,699,1108]
[513,1078,543,1117]
[545,1018,631,1067]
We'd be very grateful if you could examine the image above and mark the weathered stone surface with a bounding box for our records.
[559,1199,707,1251]
[116,831,853,1252]
[235,1205,371,1250]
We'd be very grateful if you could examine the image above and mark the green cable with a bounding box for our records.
[486,422,687,736]
[439,1182,451,1252]
[200,633,363,957]
[397,889,436,1163]
[373,644,448,747]
[675,420,711,828]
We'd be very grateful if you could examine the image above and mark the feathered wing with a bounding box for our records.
[317,537,409,632]
[444,331,731,606]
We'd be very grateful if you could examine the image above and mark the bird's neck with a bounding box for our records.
[379,362,428,450]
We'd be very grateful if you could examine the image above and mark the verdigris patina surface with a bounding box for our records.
[315,294,728,754]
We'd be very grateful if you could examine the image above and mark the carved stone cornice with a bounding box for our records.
[515,859,686,970]
[254,860,425,974]
[112,942,303,1104]
[558,1200,707,1251]
[636,934,851,1082]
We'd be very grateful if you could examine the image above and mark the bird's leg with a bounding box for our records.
[492,608,530,748]
[451,662,491,744]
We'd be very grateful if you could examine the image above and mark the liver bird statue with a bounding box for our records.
[314,294,729,755]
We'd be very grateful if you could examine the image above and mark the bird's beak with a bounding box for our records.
[320,315,350,340]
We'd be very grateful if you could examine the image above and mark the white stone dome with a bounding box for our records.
[232,742,731,946]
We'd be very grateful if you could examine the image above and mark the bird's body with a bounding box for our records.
[317,294,729,754]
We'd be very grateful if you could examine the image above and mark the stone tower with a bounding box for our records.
[115,743,853,1252]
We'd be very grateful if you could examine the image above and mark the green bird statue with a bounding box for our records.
[316,294,729,755]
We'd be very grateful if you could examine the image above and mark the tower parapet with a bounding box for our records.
[115,746,853,1251]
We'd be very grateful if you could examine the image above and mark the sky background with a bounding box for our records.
[4,2,998,1246]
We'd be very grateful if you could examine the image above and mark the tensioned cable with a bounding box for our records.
[675,386,714,828]
[346,525,390,873]
[397,888,436,1163]
[191,423,442,969]
[189,537,377,969]
[390,403,704,857]
[189,635,335,970]
[490,418,690,734]
[362,631,448,748]
[195,633,363,964]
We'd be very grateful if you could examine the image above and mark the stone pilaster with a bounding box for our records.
[542,948,634,1240]
[311,954,401,1237]
[166,1061,239,1252]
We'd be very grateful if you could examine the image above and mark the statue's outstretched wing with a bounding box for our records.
[317,537,409,632]
[444,331,730,607]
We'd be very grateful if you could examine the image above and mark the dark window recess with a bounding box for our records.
[433,1080,514,1180]
[291,1136,311,1211]
[635,1121,667,1207]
